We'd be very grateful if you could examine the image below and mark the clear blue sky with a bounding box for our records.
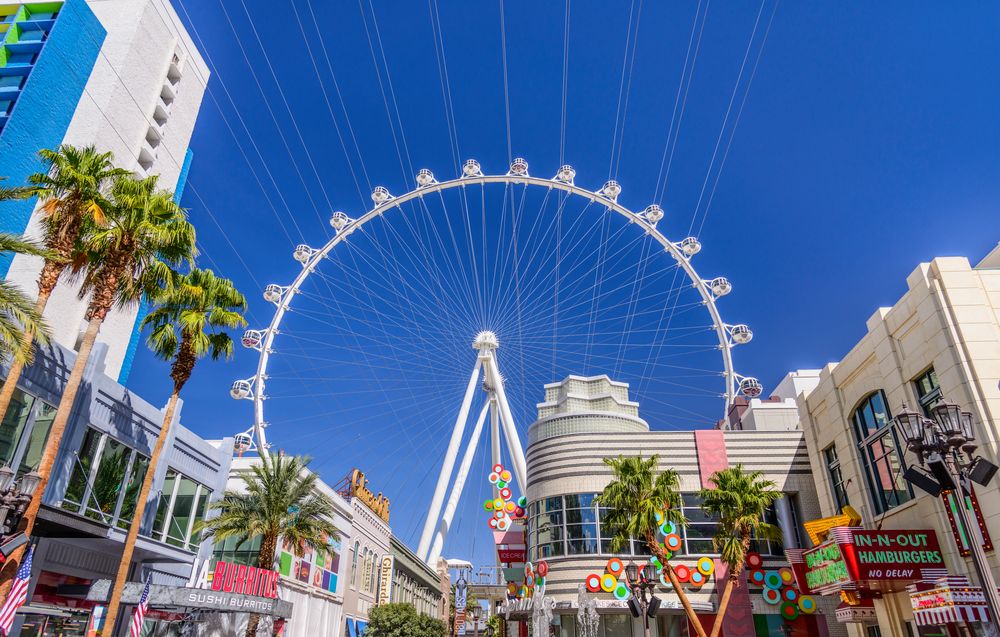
[126,1,1000,565]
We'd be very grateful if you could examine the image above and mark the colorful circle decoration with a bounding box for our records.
[613,582,630,600]
[488,517,498,529]
[783,587,798,603]
[606,558,624,576]
[762,588,781,605]
[519,586,529,598]
[518,496,528,507]
[601,574,617,592]
[779,568,794,585]
[500,469,512,482]
[673,565,691,583]
[780,601,800,621]
[798,595,817,614]
[696,557,715,576]
[689,571,706,587]
[664,534,682,552]
[660,521,676,536]
[496,517,510,531]
[585,574,602,593]
[484,500,494,511]
[649,556,663,571]
[493,464,504,474]
[500,487,512,500]
[746,552,763,569]
[663,549,673,561]
[525,575,535,588]
[488,472,500,484]
[524,562,534,577]
[537,561,549,577]
[497,480,507,489]
[659,572,671,587]
[749,570,765,586]
[654,511,664,525]
[505,501,516,513]
[514,506,526,517]
[763,571,783,590]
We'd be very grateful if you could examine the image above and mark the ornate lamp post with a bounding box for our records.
[0,467,42,535]
[892,400,1000,624]
[625,561,660,637]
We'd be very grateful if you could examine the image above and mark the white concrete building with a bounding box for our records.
[3,0,208,381]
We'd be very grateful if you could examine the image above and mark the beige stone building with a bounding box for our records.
[794,244,1000,637]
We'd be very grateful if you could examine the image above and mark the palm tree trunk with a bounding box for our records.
[0,311,102,599]
[645,531,708,637]
[0,266,59,422]
[246,534,278,637]
[104,388,182,636]
[708,572,739,637]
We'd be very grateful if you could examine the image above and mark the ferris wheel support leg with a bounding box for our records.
[417,359,483,562]
[486,355,527,491]
[490,395,501,500]
[427,401,491,566]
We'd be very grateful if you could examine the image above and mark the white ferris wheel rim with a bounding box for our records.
[234,162,756,455]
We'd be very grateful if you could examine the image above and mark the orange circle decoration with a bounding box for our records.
[606,558,624,576]
[585,574,602,593]
[696,557,715,576]
[762,588,781,605]
[779,568,794,585]
[537,561,549,577]
[746,552,763,568]
[674,565,691,583]
[749,570,765,586]
[689,571,706,587]
[601,574,618,592]
[664,534,682,552]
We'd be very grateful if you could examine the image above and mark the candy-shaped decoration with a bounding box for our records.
[798,595,817,614]
[484,500,495,511]
[537,561,549,577]
[494,509,505,520]
[749,570,765,586]
[664,534,682,552]
[673,565,691,583]
[696,557,715,576]
[585,574,602,593]
[782,587,798,603]
[525,575,535,588]
[518,496,528,507]
[600,574,617,593]
[659,572,671,587]
[536,576,545,589]
[505,501,516,513]
[762,588,781,605]
[493,498,504,510]
[514,507,526,517]
[497,480,507,489]
[488,518,498,529]
[507,582,517,596]
[497,517,510,531]
[493,464,504,474]
[689,571,706,587]
[488,472,500,484]
[660,521,676,536]
[500,470,512,482]
[649,556,663,571]
[779,568,794,585]
[524,562,534,577]
[662,550,673,561]
[606,558,624,576]
[763,571,783,590]
[780,601,800,621]
[518,586,528,598]
[654,511,664,525]
[746,552,763,569]
[500,487,512,500]
[613,582,630,600]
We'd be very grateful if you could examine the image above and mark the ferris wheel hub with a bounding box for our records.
[473,330,499,352]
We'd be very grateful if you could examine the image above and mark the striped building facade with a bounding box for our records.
[523,375,845,637]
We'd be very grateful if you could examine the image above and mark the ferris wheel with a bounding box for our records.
[227,158,761,561]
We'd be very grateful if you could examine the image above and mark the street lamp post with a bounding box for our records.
[625,561,660,637]
[892,400,1000,626]
[470,604,481,637]
[0,467,42,535]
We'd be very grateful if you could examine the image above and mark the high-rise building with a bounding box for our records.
[0,0,208,382]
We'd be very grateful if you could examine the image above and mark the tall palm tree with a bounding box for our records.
[699,465,782,637]
[103,267,247,634]
[0,174,195,597]
[596,455,708,637]
[199,455,340,637]
[0,147,127,425]
[0,177,33,202]
[0,234,50,364]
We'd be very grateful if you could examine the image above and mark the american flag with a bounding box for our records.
[0,546,34,636]
[129,577,151,637]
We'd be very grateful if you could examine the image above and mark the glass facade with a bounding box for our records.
[527,493,788,562]
[151,470,211,551]
[914,367,941,416]
[851,391,912,515]
[213,535,263,566]
[60,427,150,529]
[0,386,54,476]
[824,444,850,510]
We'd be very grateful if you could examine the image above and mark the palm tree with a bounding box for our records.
[596,455,708,637]
[199,455,340,637]
[699,465,782,637]
[0,234,50,364]
[0,174,195,597]
[0,177,33,202]
[0,147,127,425]
[104,268,247,634]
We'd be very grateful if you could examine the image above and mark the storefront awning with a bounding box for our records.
[908,577,993,626]
[87,580,293,618]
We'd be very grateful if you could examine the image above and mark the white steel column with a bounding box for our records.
[490,395,501,499]
[485,353,527,490]
[417,359,482,561]
[428,401,491,565]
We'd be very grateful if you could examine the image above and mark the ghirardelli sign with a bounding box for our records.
[351,469,391,523]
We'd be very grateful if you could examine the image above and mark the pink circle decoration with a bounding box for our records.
[537,561,549,577]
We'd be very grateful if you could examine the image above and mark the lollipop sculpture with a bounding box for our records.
[484,463,527,532]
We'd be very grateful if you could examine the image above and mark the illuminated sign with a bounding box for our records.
[211,561,280,599]
[803,541,851,592]
[378,555,395,605]
[848,530,943,580]
[351,469,391,523]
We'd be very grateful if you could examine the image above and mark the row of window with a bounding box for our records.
[823,367,942,516]
[526,492,788,562]
[349,542,380,595]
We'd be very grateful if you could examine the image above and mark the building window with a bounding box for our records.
[914,368,941,417]
[350,542,359,588]
[60,428,149,529]
[151,470,211,551]
[0,387,54,477]
[824,445,850,510]
[851,391,912,515]
[213,535,262,566]
[680,493,719,555]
